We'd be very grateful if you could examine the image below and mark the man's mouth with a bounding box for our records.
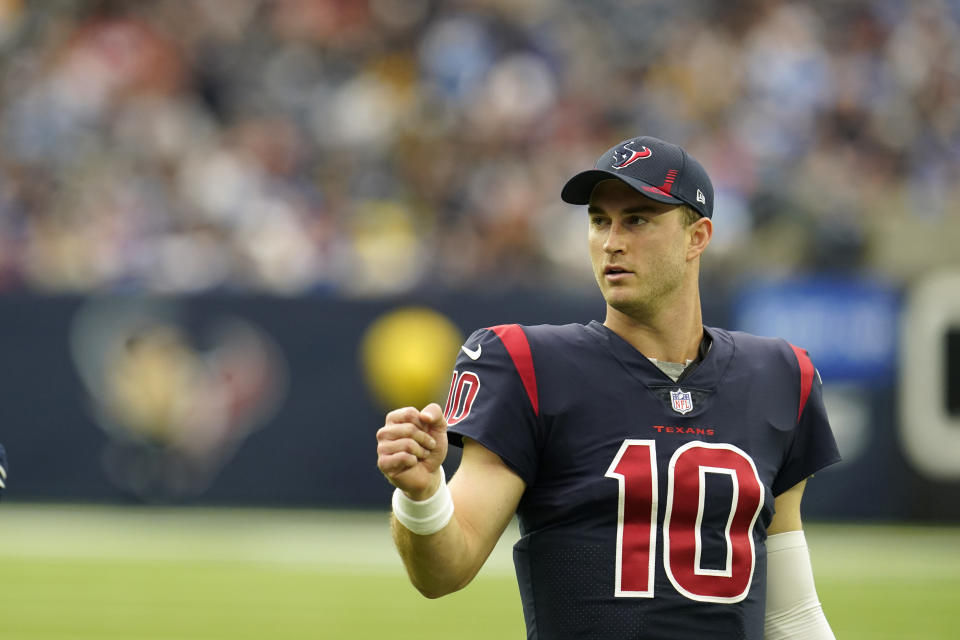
[603,265,633,280]
[604,265,632,275]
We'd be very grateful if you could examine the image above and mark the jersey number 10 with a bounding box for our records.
[605,439,765,604]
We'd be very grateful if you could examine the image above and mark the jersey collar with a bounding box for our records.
[584,321,733,390]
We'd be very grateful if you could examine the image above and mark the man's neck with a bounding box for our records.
[603,298,704,364]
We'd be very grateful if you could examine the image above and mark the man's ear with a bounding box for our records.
[687,216,712,261]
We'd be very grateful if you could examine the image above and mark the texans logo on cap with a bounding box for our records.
[561,135,714,219]
[612,142,652,170]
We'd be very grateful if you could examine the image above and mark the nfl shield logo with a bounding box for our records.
[670,388,693,414]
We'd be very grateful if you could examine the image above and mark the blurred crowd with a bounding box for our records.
[0,0,958,296]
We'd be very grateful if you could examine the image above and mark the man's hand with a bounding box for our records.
[376,403,448,501]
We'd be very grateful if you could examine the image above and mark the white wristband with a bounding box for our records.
[392,467,454,536]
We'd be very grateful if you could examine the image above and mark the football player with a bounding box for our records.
[377,136,840,639]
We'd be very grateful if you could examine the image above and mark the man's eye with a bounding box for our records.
[626,215,646,225]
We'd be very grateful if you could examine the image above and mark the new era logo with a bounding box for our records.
[696,189,706,205]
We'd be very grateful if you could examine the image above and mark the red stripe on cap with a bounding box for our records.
[643,169,679,196]
[789,344,815,423]
[641,185,673,197]
[660,169,678,193]
[489,324,539,416]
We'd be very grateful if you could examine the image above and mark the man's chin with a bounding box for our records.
[604,293,652,318]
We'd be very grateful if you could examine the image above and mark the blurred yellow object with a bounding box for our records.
[361,307,463,411]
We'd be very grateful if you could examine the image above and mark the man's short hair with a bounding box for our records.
[680,205,701,227]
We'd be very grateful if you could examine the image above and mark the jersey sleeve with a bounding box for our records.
[771,346,842,496]
[445,325,542,486]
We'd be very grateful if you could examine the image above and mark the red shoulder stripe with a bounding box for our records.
[789,343,815,423]
[489,324,539,416]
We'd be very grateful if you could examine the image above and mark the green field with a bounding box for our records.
[1,505,957,639]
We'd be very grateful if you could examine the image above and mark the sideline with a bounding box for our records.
[0,503,520,574]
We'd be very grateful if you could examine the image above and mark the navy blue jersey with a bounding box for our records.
[445,321,840,640]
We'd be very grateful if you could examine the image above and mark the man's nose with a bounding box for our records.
[603,223,627,254]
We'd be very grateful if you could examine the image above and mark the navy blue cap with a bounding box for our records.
[561,136,714,219]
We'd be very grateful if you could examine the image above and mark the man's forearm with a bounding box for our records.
[392,511,482,598]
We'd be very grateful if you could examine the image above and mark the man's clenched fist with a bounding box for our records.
[376,403,448,501]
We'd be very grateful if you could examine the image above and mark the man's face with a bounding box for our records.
[587,179,691,318]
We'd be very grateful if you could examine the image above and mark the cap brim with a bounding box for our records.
[560,169,684,206]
